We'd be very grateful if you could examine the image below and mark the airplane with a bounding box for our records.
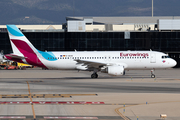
[4,25,177,78]
[0,51,7,63]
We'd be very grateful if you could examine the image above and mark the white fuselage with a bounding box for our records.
[38,51,177,70]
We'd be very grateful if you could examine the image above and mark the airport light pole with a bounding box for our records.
[152,0,153,17]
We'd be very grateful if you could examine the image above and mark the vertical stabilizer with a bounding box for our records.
[6,25,37,55]
[6,25,47,68]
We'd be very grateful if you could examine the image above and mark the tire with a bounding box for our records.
[151,74,155,78]
[95,73,98,78]
[91,74,96,78]
[91,73,98,78]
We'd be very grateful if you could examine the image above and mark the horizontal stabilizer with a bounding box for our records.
[5,54,26,60]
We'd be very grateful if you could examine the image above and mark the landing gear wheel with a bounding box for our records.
[151,74,155,78]
[91,73,98,78]
[95,74,98,78]
[91,74,96,78]
[151,69,155,78]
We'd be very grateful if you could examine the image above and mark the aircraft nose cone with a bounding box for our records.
[171,59,177,67]
[174,60,177,66]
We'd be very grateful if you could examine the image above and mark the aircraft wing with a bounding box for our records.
[74,59,111,70]
[75,59,128,71]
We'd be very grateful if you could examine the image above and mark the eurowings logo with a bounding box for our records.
[120,53,149,57]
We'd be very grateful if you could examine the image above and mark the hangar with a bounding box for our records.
[0,16,180,67]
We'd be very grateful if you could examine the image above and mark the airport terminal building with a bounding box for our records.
[0,16,180,67]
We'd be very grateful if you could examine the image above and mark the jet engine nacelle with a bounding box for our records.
[101,65,124,76]
[108,66,124,76]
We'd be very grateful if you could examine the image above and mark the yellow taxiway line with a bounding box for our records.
[26,81,36,119]
[115,107,129,120]
[115,100,180,120]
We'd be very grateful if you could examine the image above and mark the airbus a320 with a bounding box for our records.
[4,25,177,78]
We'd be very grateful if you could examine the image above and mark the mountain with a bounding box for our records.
[0,0,180,24]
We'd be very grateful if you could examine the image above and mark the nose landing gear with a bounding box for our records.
[151,70,155,78]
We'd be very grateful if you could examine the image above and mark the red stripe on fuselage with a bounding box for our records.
[11,39,47,68]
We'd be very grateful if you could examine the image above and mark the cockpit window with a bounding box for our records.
[162,56,170,59]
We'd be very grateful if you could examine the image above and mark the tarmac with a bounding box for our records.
[0,68,180,120]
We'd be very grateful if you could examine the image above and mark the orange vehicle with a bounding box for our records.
[4,66,19,70]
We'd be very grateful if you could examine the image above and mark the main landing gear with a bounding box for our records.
[91,72,98,78]
[123,70,125,75]
[151,70,155,78]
